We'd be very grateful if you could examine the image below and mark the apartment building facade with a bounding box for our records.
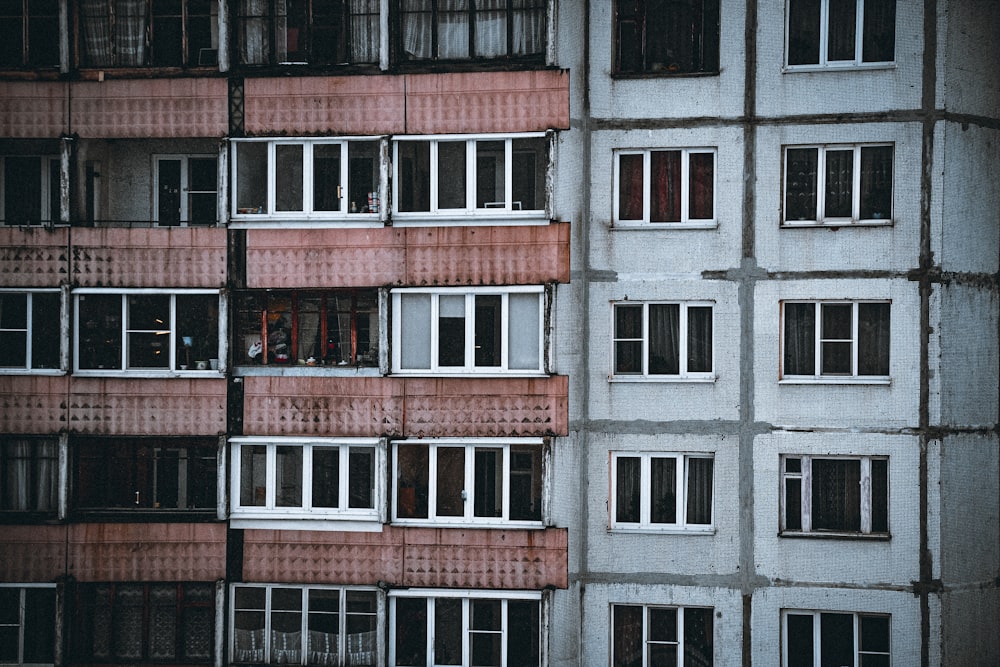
[0,2,997,667]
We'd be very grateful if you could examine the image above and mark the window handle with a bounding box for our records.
[135,491,140,505]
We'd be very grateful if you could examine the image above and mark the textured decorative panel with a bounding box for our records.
[404,70,571,134]
[69,79,228,138]
[0,375,69,434]
[242,376,568,438]
[0,526,68,582]
[0,82,68,138]
[242,526,568,590]
[245,76,407,136]
[0,227,70,287]
[68,378,227,435]
[67,523,227,582]
[71,228,227,288]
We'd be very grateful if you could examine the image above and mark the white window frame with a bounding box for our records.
[609,452,714,533]
[784,0,896,70]
[391,286,547,376]
[779,300,890,384]
[230,584,382,667]
[0,155,60,226]
[0,584,57,667]
[153,154,219,226]
[72,288,226,377]
[612,148,717,228]
[780,454,889,537]
[781,609,891,667]
[610,603,715,667]
[388,589,544,667]
[391,437,546,527]
[391,133,549,224]
[610,301,715,382]
[230,137,386,226]
[782,144,894,226]
[230,437,384,527]
[0,288,64,375]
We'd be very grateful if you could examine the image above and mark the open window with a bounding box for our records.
[781,454,889,536]
[392,286,546,375]
[154,155,218,226]
[393,439,544,526]
[1,156,60,226]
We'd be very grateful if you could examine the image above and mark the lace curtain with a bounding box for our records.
[402,0,544,59]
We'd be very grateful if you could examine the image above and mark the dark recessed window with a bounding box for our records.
[614,0,720,75]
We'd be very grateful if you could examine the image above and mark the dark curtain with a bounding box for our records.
[687,306,713,373]
[859,146,893,220]
[826,0,857,61]
[689,152,714,220]
[785,148,818,221]
[648,304,679,374]
[650,457,677,524]
[685,457,713,525]
[812,459,861,531]
[783,302,815,375]
[616,456,641,523]
[862,0,896,62]
[618,154,644,221]
[787,0,821,65]
[823,149,854,218]
[858,302,890,375]
[650,150,681,222]
[611,605,643,667]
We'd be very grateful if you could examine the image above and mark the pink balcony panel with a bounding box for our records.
[242,376,568,438]
[68,378,227,435]
[0,526,68,582]
[245,228,406,289]
[244,76,406,136]
[0,82,68,138]
[0,227,70,287]
[67,523,227,582]
[404,70,570,134]
[69,79,228,138]
[0,375,69,434]
[242,526,568,590]
[242,376,404,437]
[70,227,228,288]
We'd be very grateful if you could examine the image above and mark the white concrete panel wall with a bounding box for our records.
[754,1,924,117]
[941,0,1000,118]
[584,433,739,576]
[754,122,923,272]
[753,278,921,429]
[586,1,746,120]
[753,432,922,585]
[581,583,744,667]
[587,279,740,423]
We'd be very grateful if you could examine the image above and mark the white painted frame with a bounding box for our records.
[781,609,892,666]
[609,603,715,667]
[780,454,889,536]
[609,452,715,533]
[609,301,716,382]
[612,148,718,228]
[784,0,897,70]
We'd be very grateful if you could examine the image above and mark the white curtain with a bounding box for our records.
[115,0,148,66]
[233,628,266,662]
[511,0,546,55]
[3,439,56,511]
[350,0,380,63]
[241,0,270,64]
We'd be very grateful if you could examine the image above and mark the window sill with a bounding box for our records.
[612,221,719,231]
[234,365,380,377]
[229,216,383,229]
[609,526,715,535]
[230,516,382,532]
[391,370,548,378]
[391,519,545,529]
[779,531,891,541]
[72,370,225,379]
[391,212,550,227]
[779,376,891,386]
[609,375,717,383]
[72,510,221,522]
[781,219,893,228]
[0,369,65,376]
[782,62,896,73]
[611,70,721,79]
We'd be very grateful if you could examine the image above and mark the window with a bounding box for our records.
[234,289,378,367]
[783,610,890,667]
[783,144,893,225]
[238,0,379,65]
[612,302,713,379]
[233,139,381,219]
[74,437,218,512]
[614,0,720,75]
[0,1,59,68]
[1,156,60,226]
[393,135,547,217]
[0,290,61,371]
[392,287,545,375]
[398,0,546,62]
[232,585,378,666]
[0,437,58,514]
[786,0,895,68]
[781,455,888,536]
[781,301,890,380]
[611,452,713,531]
[390,590,540,667]
[155,156,218,226]
[74,290,221,374]
[0,585,56,666]
[393,439,543,525]
[72,583,214,662]
[231,438,379,522]
[611,604,714,667]
[78,0,218,68]
[615,149,716,225]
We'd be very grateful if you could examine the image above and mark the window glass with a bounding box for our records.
[1,438,58,512]
[400,0,544,61]
[612,453,714,530]
[614,0,720,74]
[781,455,889,535]
[314,144,342,212]
[787,0,896,67]
[616,149,716,225]
[783,301,889,379]
[613,302,714,378]
[0,293,28,367]
[236,142,268,213]
[476,140,505,208]
[612,604,713,667]
[437,141,467,209]
[276,144,304,212]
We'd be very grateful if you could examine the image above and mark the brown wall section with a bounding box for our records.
[241,375,569,438]
[68,378,227,435]
[0,227,70,287]
[244,224,570,289]
[70,228,227,288]
[242,526,568,590]
[0,375,69,434]
[0,526,68,582]
[0,82,68,138]
[244,70,570,136]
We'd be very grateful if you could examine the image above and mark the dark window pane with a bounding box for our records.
[473,448,502,518]
[785,478,803,530]
[436,447,465,517]
[394,598,427,666]
[4,156,42,225]
[684,607,714,666]
[398,141,430,212]
[648,304,679,375]
[650,457,677,524]
[240,445,267,507]
[860,614,890,653]
[437,295,466,367]
[686,457,713,525]
[689,152,715,220]
[0,4,24,68]
[470,599,501,665]
[276,446,303,507]
[788,0,821,65]
[476,140,505,208]
[862,0,896,62]
[785,148,818,221]
[858,302,890,375]
[474,295,502,367]
[314,144,342,212]
[512,137,545,210]
[24,588,56,663]
[687,306,713,373]
[786,614,814,667]
[824,149,854,218]
[236,142,268,213]
[276,144,304,212]
[437,141,467,209]
[820,304,853,375]
[812,459,862,531]
[827,0,858,61]
[616,457,641,523]
[650,150,681,222]
[784,303,816,376]
[871,458,889,533]
[509,446,542,521]
[820,613,855,666]
[397,445,429,519]
[618,154,644,220]
[612,605,643,667]
[507,600,540,666]
[647,606,677,642]
[312,447,340,508]
[859,146,893,220]
[434,597,462,665]
[821,302,853,337]
[348,447,374,509]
